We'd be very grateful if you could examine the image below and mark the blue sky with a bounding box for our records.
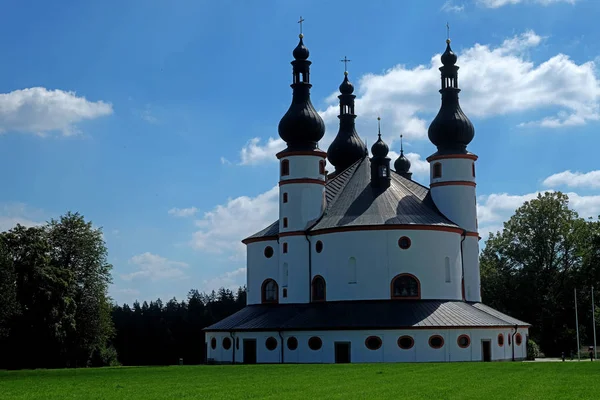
[2,0,600,305]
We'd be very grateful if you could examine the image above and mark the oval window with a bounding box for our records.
[498,333,504,347]
[365,336,383,350]
[398,236,411,250]
[210,337,216,350]
[287,336,298,351]
[222,337,232,350]
[515,333,522,346]
[265,337,278,351]
[308,336,322,351]
[264,246,274,258]
[457,335,470,349]
[315,240,323,253]
[397,335,414,350]
[429,335,444,349]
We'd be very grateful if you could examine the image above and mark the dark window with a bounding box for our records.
[429,335,444,349]
[283,192,288,203]
[379,165,388,177]
[315,240,323,253]
[508,335,512,346]
[210,337,216,350]
[391,274,420,299]
[283,218,288,228]
[261,279,279,304]
[283,243,288,253]
[264,246,274,258]
[265,337,278,351]
[472,163,475,177]
[281,160,289,176]
[457,335,470,349]
[433,162,442,178]
[516,333,522,346]
[287,337,298,351]
[365,336,382,350]
[308,336,322,351]
[398,336,414,350]
[223,337,232,350]
[398,236,411,250]
[498,333,504,347]
[282,288,287,298]
[236,337,240,350]
[319,160,326,175]
[312,275,326,302]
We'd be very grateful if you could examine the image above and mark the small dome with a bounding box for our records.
[394,152,411,173]
[339,72,354,94]
[371,135,389,158]
[441,40,457,66]
[293,35,309,60]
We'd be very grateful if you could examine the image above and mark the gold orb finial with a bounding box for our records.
[344,71,348,76]
[377,116,381,121]
[299,33,304,39]
[446,38,451,44]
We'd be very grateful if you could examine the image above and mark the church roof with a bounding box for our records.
[203,300,530,332]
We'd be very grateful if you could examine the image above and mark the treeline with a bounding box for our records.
[111,287,246,366]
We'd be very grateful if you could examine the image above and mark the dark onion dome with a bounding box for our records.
[371,118,389,158]
[278,34,326,151]
[428,39,474,155]
[327,71,366,172]
[394,135,411,173]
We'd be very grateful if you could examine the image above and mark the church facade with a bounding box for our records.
[204,30,530,364]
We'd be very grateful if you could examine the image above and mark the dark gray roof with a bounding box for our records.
[204,300,530,332]
[244,220,279,241]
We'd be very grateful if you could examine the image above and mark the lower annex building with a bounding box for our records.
[204,26,530,364]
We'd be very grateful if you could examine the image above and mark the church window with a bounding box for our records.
[498,333,504,347]
[264,246,274,258]
[433,162,442,178]
[515,333,522,346]
[444,257,451,283]
[222,337,232,350]
[283,218,288,228]
[508,335,512,346]
[210,337,216,350]
[236,337,240,350]
[457,334,470,349]
[282,288,287,298]
[311,275,326,302]
[319,160,326,175]
[391,274,420,299]
[281,159,290,176]
[308,336,322,351]
[282,263,288,287]
[283,243,288,253]
[379,165,388,177]
[283,192,288,203]
[472,163,475,177]
[315,240,323,253]
[261,279,279,304]
[365,336,383,351]
[265,337,278,351]
[398,336,414,350]
[287,337,298,351]
[348,257,357,284]
[429,335,444,349]
[398,236,411,250]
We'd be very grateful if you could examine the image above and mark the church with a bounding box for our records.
[204,26,530,363]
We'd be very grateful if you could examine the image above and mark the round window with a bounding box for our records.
[308,336,322,351]
[429,335,444,349]
[498,333,504,347]
[264,246,274,258]
[236,337,240,350]
[365,336,383,350]
[287,336,298,351]
[222,337,232,350]
[516,333,522,346]
[457,335,470,349]
[398,236,411,250]
[265,337,278,351]
[210,337,216,350]
[397,335,414,350]
[315,240,323,253]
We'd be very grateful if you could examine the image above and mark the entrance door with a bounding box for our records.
[482,340,492,362]
[243,339,257,364]
[335,342,351,363]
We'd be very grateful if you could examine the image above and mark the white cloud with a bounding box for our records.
[543,170,600,189]
[168,207,198,218]
[202,267,246,292]
[0,202,45,232]
[0,87,113,136]
[239,137,286,165]
[441,0,465,12]
[121,252,189,281]
[191,187,279,258]
[478,0,576,8]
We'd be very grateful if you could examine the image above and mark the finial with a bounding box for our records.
[446,22,451,43]
[298,16,305,38]
[340,56,352,73]
[400,134,404,155]
[377,117,381,139]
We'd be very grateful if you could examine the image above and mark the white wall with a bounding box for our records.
[280,236,311,304]
[462,236,481,302]
[246,240,279,305]
[280,155,327,182]
[280,183,325,232]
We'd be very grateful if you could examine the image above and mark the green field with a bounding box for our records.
[1,362,599,400]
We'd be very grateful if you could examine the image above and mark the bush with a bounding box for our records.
[527,339,540,360]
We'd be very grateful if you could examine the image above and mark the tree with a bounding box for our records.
[0,240,18,339]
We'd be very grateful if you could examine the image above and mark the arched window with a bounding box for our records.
[472,163,476,177]
[283,192,288,203]
[281,159,290,176]
[311,275,326,302]
[261,279,279,304]
[391,274,420,299]
[444,257,451,283]
[348,257,357,284]
[319,160,326,175]
[433,162,442,179]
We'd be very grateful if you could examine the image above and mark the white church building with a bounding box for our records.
[204,29,530,364]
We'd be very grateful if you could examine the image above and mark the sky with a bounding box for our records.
[2,0,600,305]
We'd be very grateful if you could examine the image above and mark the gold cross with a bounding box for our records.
[298,16,305,35]
[340,56,352,72]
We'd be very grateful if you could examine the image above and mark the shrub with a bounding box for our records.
[527,339,540,360]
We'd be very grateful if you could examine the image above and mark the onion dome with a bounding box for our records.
[371,118,389,158]
[394,134,412,180]
[278,33,326,151]
[370,117,391,189]
[427,39,474,155]
[327,70,366,172]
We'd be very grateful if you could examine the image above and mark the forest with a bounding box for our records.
[0,192,599,369]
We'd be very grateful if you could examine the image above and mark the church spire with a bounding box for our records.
[394,134,412,180]
[327,59,367,173]
[427,33,474,156]
[278,18,325,152]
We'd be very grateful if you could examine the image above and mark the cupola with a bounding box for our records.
[370,117,391,189]
[394,134,412,180]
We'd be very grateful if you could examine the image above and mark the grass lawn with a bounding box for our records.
[1,362,599,400]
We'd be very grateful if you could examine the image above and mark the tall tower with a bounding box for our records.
[427,37,481,302]
[327,61,367,174]
[276,22,327,303]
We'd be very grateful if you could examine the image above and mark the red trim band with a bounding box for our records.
[279,178,325,186]
[430,181,476,188]
[426,153,478,162]
[276,150,328,159]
